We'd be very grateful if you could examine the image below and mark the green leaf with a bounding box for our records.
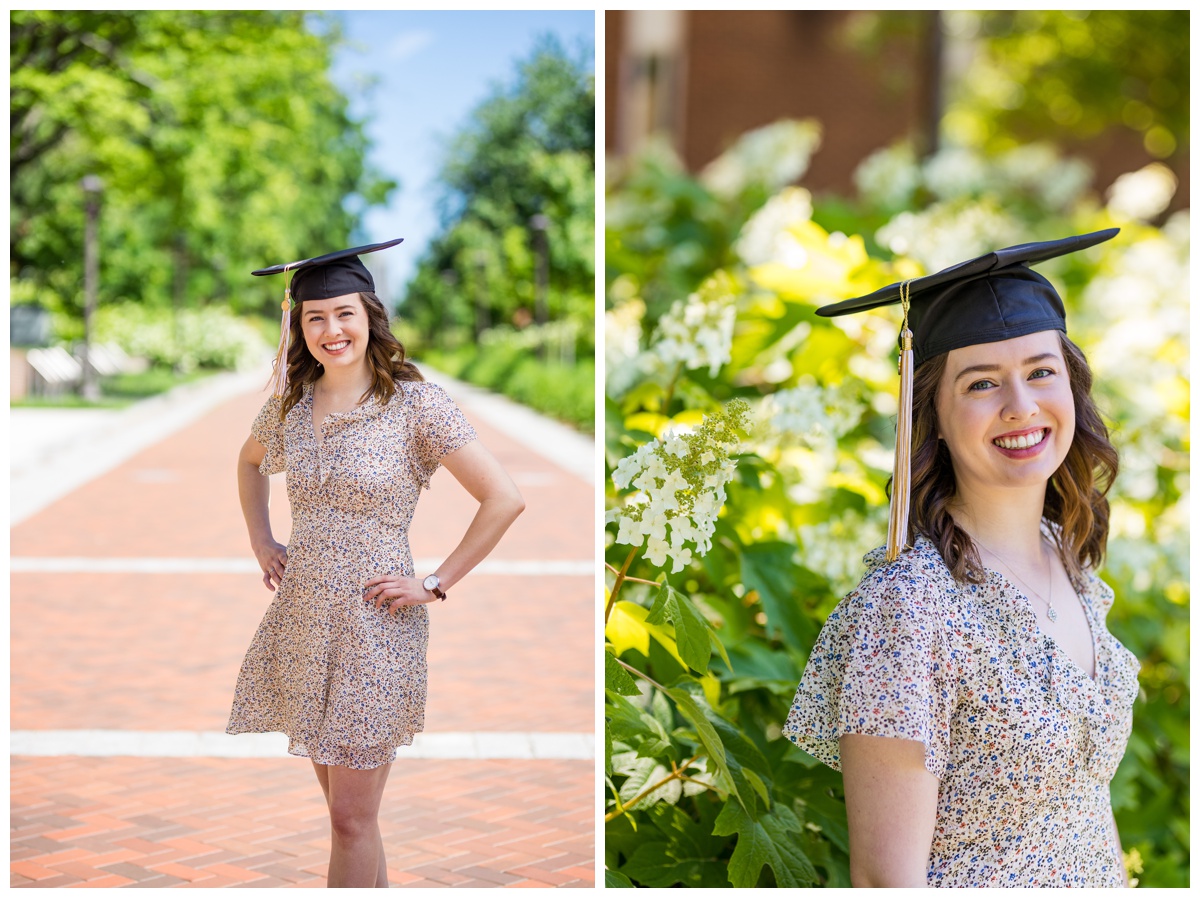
[605,649,642,696]
[665,686,739,804]
[620,803,728,887]
[604,869,634,888]
[712,800,818,887]
[616,755,681,807]
[604,716,613,775]
[605,690,672,761]
[741,541,817,648]
[645,582,713,674]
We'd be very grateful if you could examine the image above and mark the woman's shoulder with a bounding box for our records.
[394,379,451,404]
[856,536,954,595]
[833,535,957,624]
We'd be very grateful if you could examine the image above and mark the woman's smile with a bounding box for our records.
[991,426,1049,456]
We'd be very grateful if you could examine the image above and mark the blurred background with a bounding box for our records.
[604,10,1187,888]
[10,9,595,431]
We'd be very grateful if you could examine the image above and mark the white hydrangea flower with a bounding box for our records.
[735,187,816,267]
[923,146,990,200]
[876,200,1022,273]
[767,381,864,444]
[996,144,1092,212]
[700,119,822,200]
[651,274,738,378]
[853,143,921,210]
[799,511,888,596]
[609,399,750,573]
[1106,163,1178,222]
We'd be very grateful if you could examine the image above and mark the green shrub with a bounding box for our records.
[93,303,267,372]
[605,125,1188,887]
[421,336,594,432]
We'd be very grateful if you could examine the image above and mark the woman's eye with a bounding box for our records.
[1029,367,1054,380]
[967,379,996,392]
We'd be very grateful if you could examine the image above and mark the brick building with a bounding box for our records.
[606,10,1188,209]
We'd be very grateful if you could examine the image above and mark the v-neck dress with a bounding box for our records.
[783,535,1139,887]
[226,381,476,769]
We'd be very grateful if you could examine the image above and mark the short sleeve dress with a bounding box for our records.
[783,535,1140,887]
[226,380,476,769]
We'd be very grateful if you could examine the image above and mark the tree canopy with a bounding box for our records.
[943,10,1188,162]
[401,37,595,349]
[10,9,395,324]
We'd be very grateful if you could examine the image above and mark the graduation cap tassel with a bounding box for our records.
[886,280,915,562]
[267,267,296,398]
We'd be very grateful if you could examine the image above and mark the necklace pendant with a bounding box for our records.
[1047,606,1058,623]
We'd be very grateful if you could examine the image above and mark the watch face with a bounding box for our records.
[423,575,439,591]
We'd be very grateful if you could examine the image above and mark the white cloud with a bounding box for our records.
[387,30,434,62]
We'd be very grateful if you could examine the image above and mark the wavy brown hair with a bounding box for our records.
[278,291,423,420]
[905,332,1118,583]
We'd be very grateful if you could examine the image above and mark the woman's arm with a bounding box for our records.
[365,440,524,610]
[840,733,939,887]
[428,440,525,589]
[237,435,287,590]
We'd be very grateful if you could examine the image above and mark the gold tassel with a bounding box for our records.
[267,267,296,398]
[886,280,915,562]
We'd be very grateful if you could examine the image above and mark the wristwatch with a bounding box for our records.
[422,574,447,601]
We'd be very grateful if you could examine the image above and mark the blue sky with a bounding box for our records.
[324,10,595,296]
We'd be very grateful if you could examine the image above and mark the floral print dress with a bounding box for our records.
[784,535,1140,887]
[226,381,476,770]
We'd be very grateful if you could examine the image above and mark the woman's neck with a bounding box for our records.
[314,362,373,403]
[948,481,1048,561]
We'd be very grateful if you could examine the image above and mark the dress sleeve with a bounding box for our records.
[250,394,286,476]
[407,383,477,489]
[783,558,956,779]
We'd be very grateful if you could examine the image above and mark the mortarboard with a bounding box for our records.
[254,238,404,396]
[817,228,1119,562]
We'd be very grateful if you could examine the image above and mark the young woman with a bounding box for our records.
[784,230,1139,887]
[226,241,525,887]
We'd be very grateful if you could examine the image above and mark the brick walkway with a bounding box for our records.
[10,378,595,888]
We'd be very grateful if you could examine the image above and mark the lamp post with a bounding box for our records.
[80,175,104,400]
[529,213,549,360]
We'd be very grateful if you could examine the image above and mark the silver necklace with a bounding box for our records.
[978,538,1057,623]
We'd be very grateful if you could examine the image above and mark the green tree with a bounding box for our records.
[943,9,1189,167]
[402,37,594,351]
[10,9,395,330]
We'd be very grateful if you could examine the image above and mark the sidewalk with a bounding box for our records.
[10,371,596,888]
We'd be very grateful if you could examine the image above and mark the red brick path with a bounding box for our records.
[10,382,596,887]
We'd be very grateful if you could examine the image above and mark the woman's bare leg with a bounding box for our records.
[313,761,392,888]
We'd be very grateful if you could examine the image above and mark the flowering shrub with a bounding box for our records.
[605,126,1189,887]
[608,399,749,573]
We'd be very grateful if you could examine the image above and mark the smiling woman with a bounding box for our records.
[783,229,1139,887]
[225,240,525,887]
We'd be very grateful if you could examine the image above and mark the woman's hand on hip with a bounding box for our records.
[363,575,439,615]
[253,539,288,591]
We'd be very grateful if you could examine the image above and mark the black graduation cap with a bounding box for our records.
[253,237,403,302]
[817,229,1119,366]
[820,228,1120,563]
[257,238,404,396]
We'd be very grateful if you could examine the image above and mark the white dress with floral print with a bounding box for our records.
[226,381,476,769]
[784,535,1139,887]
